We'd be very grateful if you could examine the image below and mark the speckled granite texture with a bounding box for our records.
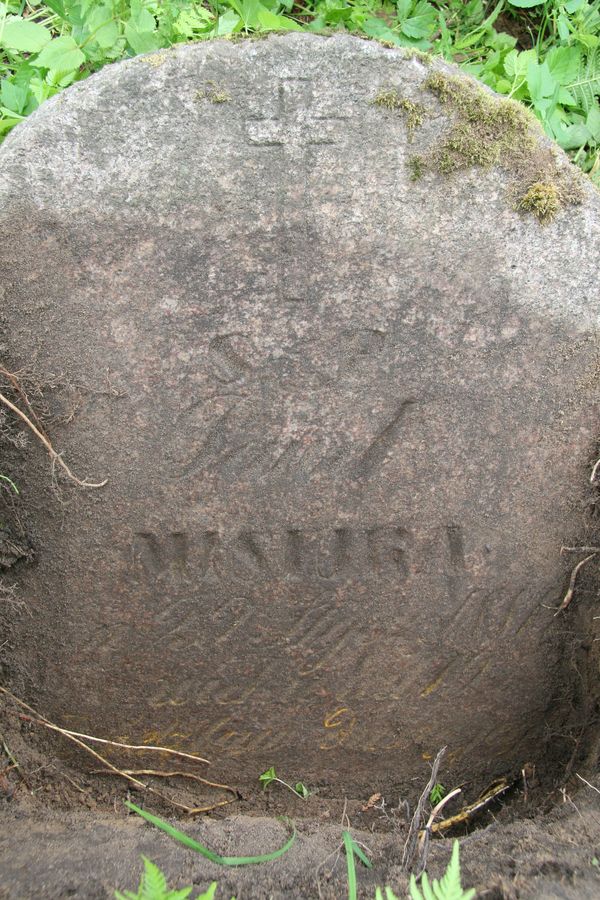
[1,34,599,793]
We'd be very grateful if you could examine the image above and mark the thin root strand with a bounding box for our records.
[0,386,107,489]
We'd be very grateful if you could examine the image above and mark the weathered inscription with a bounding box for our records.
[133,524,413,581]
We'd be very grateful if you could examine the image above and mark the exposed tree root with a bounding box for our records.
[555,552,598,616]
[0,687,237,815]
[0,367,107,489]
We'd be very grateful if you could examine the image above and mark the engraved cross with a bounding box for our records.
[245,78,343,162]
[245,78,346,302]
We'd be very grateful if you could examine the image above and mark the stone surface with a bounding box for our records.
[0,34,599,793]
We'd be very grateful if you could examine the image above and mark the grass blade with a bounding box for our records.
[0,474,18,493]
[125,801,295,866]
[343,831,357,900]
[343,830,372,900]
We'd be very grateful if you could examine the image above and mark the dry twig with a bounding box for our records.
[402,746,446,874]
[416,787,462,875]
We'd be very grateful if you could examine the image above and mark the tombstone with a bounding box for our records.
[0,34,599,792]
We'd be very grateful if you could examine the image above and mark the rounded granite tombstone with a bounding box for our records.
[0,34,599,792]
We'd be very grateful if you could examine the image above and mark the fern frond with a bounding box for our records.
[115,858,203,900]
[408,841,475,900]
[569,47,600,113]
[195,885,217,900]
[140,857,167,900]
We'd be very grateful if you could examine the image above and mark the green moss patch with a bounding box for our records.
[411,70,584,224]
[517,181,562,224]
[374,88,426,139]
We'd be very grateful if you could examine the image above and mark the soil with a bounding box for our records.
[494,13,537,51]
[2,695,600,899]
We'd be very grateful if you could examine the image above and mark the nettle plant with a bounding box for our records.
[0,1,599,183]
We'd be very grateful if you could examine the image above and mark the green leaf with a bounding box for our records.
[429,782,446,806]
[84,6,120,50]
[173,7,214,38]
[557,12,571,41]
[527,61,558,102]
[554,119,593,148]
[114,857,202,900]
[294,782,310,798]
[436,841,476,900]
[569,48,600,114]
[0,15,52,52]
[586,103,600,141]
[124,0,161,53]
[343,831,358,900]
[408,841,475,900]
[35,35,85,74]
[362,18,404,46]
[0,80,28,115]
[215,9,241,36]
[125,801,295,866]
[228,0,261,29]
[259,766,276,787]
[508,0,544,7]
[256,8,303,31]
[399,0,437,40]
[546,46,581,86]
[129,0,157,32]
[42,0,68,18]
[504,48,537,80]
[124,22,161,54]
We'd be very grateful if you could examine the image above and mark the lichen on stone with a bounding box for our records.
[195,82,232,104]
[408,69,585,223]
[374,88,426,138]
[143,51,169,68]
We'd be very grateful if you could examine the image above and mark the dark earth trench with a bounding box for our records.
[2,542,600,899]
[2,694,600,900]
